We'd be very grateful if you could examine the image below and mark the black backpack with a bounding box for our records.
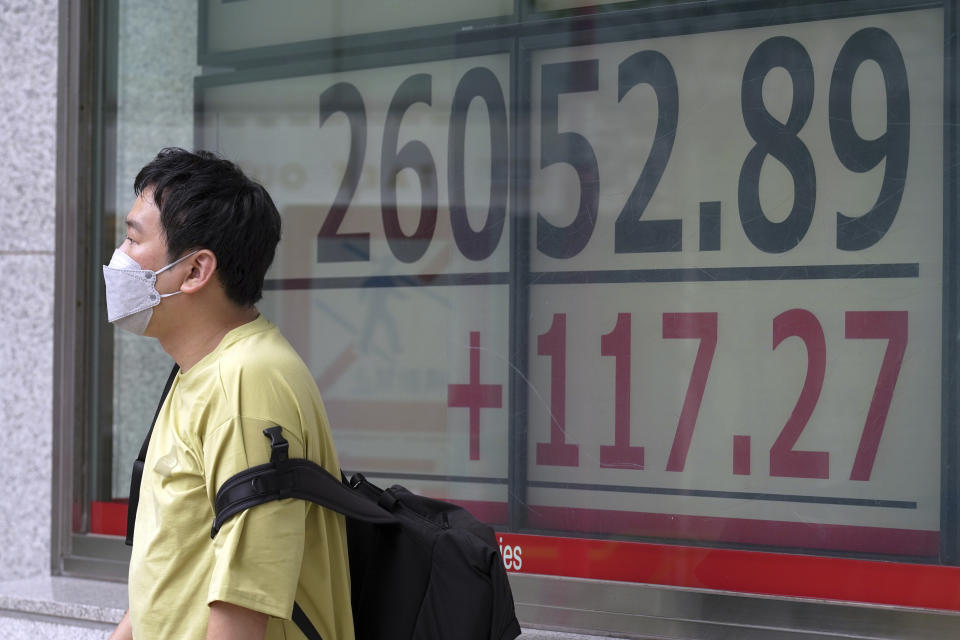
[127,365,522,640]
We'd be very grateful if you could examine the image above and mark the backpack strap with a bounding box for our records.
[210,427,397,538]
[212,427,397,640]
[125,363,180,546]
[292,602,324,640]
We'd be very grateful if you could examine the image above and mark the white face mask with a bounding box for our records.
[102,248,198,335]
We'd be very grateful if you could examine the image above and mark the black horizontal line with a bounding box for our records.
[529,263,919,285]
[529,481,916,509]
[264,263,919,290]
[343,471,508,485]
[264,272,509,290]
[341,474,913,509]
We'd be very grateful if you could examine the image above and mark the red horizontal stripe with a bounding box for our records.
[498,532,960,611]
[99,497,959,611]
[90,500,128,537]
[448,499,508,525]
[527,505,939,556]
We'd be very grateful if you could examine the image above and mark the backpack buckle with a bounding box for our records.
[349,472,366,489]
[262,426,289,463]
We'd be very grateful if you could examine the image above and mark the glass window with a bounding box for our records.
[194,45,515,519]
[64,0,960,628]
[520,7,943,559]
[85,0,201,538]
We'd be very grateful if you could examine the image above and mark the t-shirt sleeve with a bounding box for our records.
[203,415,308,619]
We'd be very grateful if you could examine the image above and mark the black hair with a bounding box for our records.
[133,147,281,307]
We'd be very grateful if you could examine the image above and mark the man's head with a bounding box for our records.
[133,147,281,307]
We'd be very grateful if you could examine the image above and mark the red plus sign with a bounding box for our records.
[447,331,502,460]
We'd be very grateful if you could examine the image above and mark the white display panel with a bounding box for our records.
[198,52,513,517]
[525,8,943,553]
[196,7,947,554]
[200,53,511,279]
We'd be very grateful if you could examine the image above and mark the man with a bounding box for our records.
[106,148,353,639]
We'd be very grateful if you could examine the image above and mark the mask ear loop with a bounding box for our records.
[154,249,200,298]
[155,249,200,275]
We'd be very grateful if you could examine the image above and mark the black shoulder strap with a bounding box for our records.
[292,602,324,640]
[210,426,397,538]
[125,363,180,546]
[212,427,398,640]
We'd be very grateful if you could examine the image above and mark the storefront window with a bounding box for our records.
[66,0,960,629]
[521,8,943,557]
[85,0,201,537]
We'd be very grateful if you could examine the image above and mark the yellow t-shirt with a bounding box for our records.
[128,315,354,640]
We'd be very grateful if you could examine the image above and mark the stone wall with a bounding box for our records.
[0,0,59,583]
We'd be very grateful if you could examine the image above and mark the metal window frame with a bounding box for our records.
[53,0,130,581]
[52,0,92,578]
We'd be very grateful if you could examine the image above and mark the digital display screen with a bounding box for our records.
[198,52,514,518]
[198,7,945,556]
[523,9,943,555]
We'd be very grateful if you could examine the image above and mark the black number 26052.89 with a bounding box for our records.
[316,27,909,264]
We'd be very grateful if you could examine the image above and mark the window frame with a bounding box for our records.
[53,0,132,581]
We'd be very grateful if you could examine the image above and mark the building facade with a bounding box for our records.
[2,0,960,638]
